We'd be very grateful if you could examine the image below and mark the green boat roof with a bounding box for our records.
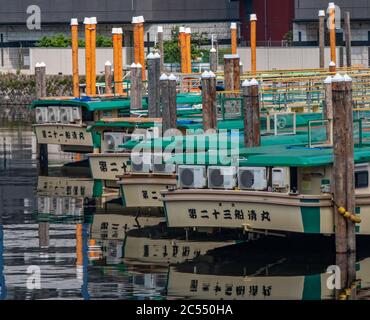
[238,145,370,167]
[30,98,145,111]
[87,120,161,131]
[121,130,311,151]
[30,93,202,111]
[156,144,370,167]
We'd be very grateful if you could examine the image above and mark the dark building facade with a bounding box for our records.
[0,0,238,24]
[0,0,239,46]
[294,0,370,45]
[239,0,294,45]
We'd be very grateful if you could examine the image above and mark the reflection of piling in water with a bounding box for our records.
[38,222,50,248]
[35,62,48,175]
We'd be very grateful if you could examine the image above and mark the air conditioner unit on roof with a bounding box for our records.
[238,167,267,191]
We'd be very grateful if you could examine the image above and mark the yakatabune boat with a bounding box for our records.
[161,139,370,235]
[31,97,142,153]
[117,119,326,209]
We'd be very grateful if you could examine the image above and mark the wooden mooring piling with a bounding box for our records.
[332,73,356,254]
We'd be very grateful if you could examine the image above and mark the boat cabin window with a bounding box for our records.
[82,109,94,122]
[290,167,298,193]
[355,170,369,189]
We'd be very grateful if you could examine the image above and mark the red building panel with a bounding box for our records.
[240,0,294,44]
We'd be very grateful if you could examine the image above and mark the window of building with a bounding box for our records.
[355,170,369,188]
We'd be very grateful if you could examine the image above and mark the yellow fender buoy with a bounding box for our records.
[343,212,351,218]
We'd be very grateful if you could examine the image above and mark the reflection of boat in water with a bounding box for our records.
[123,222,250,265]
[35,175,97,224]
[167,236,370,300]
[0,213,5,299]
[90,202,165,265]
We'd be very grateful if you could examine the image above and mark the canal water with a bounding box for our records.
[2,125,370,300]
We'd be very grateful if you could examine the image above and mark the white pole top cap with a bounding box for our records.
[242,80,251,87]
[83,17,91,25]
[332,73,344,82]
[157,26,163,33]
[328,2,335,9]
[160,73,169,81]
[168,74,177,81]
[324,76,332,84]
[132,16,138,24]
[208,71,216,78]
[202,70,211,78]
[112,27,122,34]
[230,22,237,29]
[90,17,97,24]
[105,61,112,66]
[70,18,78,26]
[250,14,257,21]
[329,61,336,67]
[250,78,259,86]
[210,48,216,53]
[147,52,155,59]
[318,10,325,17]
[185,27,191,34]
[137,16,145,23]
[179,26,185,33]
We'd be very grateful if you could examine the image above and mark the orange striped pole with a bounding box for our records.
[112,29,118,93]
[250,14,257,76]
[231,22,237,55]
[71,18,80,98]
[132,17,140,64]
[179,27,186,73]
[185,27,192,73]
[76,224,83,270]
[90,17,97,96]
[117,30,124,94]
[84,17,92,96]
[329,2,336,70]
[138,16,146,80]
[112,28,123,95]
